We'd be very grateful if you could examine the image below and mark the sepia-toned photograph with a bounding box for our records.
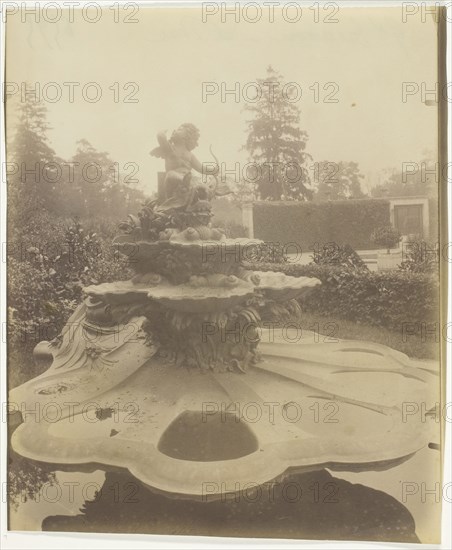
[1,1,450,547]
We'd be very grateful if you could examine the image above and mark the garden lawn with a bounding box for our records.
[294,312,439,360]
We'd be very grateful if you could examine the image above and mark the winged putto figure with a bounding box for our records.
[150,124,230,212]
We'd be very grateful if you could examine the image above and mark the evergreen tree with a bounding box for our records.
[8,96,61,221]
[243,66,312,201]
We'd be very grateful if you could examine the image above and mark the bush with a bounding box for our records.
[244,261,439,331]
[312,242,368,271]
[247,242,288,264]
[399,241,439,274]
[371,226,401,252]
[253,199,390,251]
[8,216,132,385]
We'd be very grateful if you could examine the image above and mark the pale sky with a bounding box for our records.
[5,5,439,194]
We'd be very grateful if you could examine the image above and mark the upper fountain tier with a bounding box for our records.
[112,196,266,284]
[114,124,267,268]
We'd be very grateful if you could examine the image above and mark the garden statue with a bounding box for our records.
[10,125,438,498]
[150,123,229,213]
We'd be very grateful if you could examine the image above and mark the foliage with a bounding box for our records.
[253,199,390,251]
[8,215,131,385]
[7,97,62,222]
[61,139,144,218]
[312,242,368,271]
[7,95,145,224]
[313,161,366,200]
[7,92,146,386]
[216,220,249,238]
[232,178,256,202]
[243,66,312,201]
[8,453,57,511]
[399,241,439,273]
[371,154,437,199]
[371,226,401,252]
[244,261,438,331]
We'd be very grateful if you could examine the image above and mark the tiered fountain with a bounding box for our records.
[10,125,438,498]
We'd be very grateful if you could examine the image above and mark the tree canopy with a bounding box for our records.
[243,66,312,201]
[313,161,365,201]
[7,94,145,229]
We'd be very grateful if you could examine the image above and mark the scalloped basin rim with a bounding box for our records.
[254,271,322,290]
[112,237,264,249]
[84,280,255,300]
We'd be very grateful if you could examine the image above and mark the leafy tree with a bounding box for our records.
[7,96,63,222]
[67,140,145,219]
[8,96,145,225]
[371,154,437,198]
[67,139,114,217]
[243,66,312,201]
[232,178,256,202]
[314,161,366,201]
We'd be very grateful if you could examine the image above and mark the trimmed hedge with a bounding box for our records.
[253,199,390,251]
[247,262,439,330]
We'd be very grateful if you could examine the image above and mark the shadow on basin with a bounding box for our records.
[157,411,259,461]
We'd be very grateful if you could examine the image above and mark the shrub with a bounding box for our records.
[247,242,288,264]
[8,216,131,385]
[399,241,439,274]
[244,261,439,331]
[371,226,401,253]
[252,199,390,251]
[312,242,368,271]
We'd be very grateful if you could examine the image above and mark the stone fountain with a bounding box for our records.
[10,125,438,499]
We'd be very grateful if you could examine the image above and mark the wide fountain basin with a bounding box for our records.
[10,327,438,498]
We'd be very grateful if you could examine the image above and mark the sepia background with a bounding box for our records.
[6,6,438,193]
[5,3,443,545]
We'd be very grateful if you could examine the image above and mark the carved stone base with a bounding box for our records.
[10,320,438,498]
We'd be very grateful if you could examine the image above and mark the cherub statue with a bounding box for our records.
[150,123,229,213]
